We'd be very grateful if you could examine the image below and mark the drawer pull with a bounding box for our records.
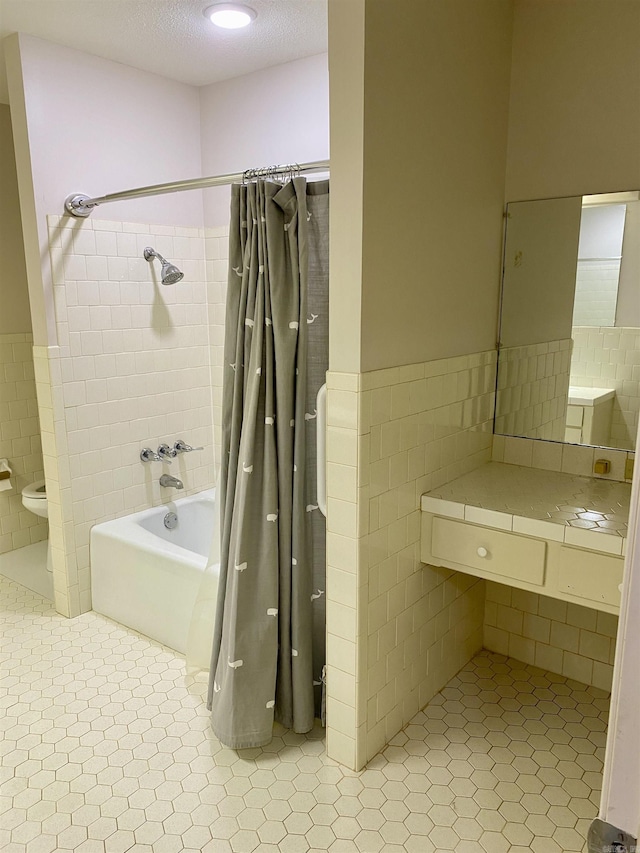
[477,547,489,558]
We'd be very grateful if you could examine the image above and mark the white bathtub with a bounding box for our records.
[90,489,219,654]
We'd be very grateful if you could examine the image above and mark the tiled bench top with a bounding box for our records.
[421,462,631,556]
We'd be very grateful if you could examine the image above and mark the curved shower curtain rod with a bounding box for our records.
[64,159,331,218]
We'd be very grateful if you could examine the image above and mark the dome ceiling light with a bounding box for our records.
[203,3,257,29]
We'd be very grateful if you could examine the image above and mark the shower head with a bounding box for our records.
[143,247,184,285]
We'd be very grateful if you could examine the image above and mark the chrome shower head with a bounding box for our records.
[143,247,184,285]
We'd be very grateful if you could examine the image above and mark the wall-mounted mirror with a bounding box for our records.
[496,191,640,452]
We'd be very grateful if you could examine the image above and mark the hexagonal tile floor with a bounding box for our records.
[1,576,605,852]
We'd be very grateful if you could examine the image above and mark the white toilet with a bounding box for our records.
[22,480,51,575]
[22,480,48,519]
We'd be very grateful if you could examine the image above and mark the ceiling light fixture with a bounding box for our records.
[203,3,257,29]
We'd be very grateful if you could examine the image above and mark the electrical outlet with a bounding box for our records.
[625,458,634,480]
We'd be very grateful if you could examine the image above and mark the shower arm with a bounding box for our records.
[64,160,330,218]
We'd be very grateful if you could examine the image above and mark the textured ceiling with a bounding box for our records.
[0,0,328,103]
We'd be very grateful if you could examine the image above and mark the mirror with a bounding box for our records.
[496,191,640,452]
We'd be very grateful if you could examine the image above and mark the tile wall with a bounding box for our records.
[484,581,618,691]
[494,339,572,441]
[33,345,71,616]
[486,435,628,696]
[573,260,621,327]
[40,216,216,616]
[492,433,635,484]
[325,350,497,770]
[0,332,47,553]
[205,226,229,479]
[570,326,640,449]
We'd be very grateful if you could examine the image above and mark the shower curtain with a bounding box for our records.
[207,177,329,749]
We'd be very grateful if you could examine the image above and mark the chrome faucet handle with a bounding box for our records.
[140,447,162,463]
[157,443,177,462]
[173,439,204,454]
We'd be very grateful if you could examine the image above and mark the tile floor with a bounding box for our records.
[1,575,606,852]
[0,542,52,602]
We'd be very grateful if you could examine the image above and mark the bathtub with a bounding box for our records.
[90,489,219,654]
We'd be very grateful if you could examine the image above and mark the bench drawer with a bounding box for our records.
[557,547,623,608]
[431,517,546,585]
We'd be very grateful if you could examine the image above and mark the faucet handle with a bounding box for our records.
[173,439,204,454]
[140,447,162,463]
[157,443,177,462]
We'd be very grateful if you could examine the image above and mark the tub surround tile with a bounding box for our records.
[43,217,217,616]
[205,226,229,481]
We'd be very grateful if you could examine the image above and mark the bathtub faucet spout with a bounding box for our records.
[159,474,184,490]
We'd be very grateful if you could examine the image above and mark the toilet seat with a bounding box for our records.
[22,480,48,519]
[22,480,46,500]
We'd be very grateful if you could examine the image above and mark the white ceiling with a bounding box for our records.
[0,0,328,104]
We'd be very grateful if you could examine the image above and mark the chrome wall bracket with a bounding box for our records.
[64,194,93,218]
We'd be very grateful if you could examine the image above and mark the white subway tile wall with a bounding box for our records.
[495,339,572,441]
[205,226,229,479]
[42,216,216,616]
[0,333,47,553]
[570,326,640,448]
[492,434,635,484]
[573,260,621,327]
[484,581,618,691]
[325,350,497,769]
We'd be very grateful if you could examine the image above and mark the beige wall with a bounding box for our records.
[5,34,204,347]
[327,0,365,375]
[506,0,640,202]
[328,0,640,427]
[0,104,32,335]
[358,0,513,372]
[200,54,329,228]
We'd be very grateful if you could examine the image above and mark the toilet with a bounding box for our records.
[22,480,48,519]
[22,480,51,575]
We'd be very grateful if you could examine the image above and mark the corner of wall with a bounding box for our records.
[325,349,497,769]
[4,33,51,348]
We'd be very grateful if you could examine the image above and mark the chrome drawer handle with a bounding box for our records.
[477,547,489,558]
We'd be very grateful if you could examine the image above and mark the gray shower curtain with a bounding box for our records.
[208,177,329,749]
